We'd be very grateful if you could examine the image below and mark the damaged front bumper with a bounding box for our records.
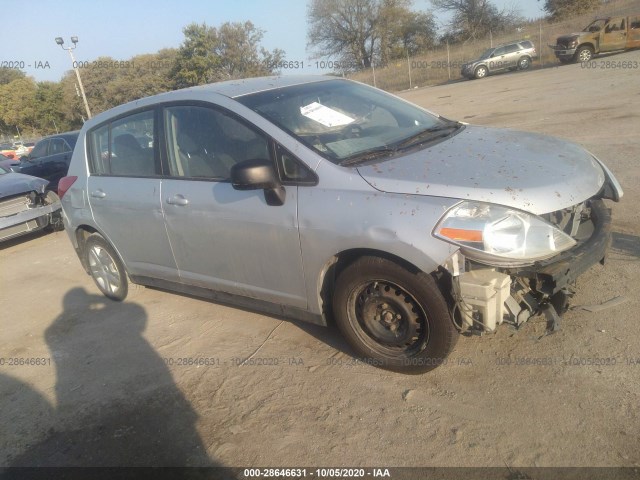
[549,45,577,60]
[0,194,61,242]
[445,199,612,333]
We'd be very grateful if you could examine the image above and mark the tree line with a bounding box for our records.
[0,0,605,140]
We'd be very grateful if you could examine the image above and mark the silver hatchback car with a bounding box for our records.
[59,76,622,373]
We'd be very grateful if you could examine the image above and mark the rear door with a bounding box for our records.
[87,108,178,281]
[502,44,521,69]
[160,103,308,308]
[627,16,640,48]
[601,17,627,51]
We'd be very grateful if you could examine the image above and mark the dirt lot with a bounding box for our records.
[1,51,639,471]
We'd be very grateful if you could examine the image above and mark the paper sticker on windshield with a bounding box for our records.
[300,102,354,128]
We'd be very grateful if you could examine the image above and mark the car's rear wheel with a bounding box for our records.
[518,56,531,70]
[84,234,128,301]
[474,65,488,79]
[332,256,458,374]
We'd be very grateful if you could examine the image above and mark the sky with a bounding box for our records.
[3,0,545,83]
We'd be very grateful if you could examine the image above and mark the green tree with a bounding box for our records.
[34,81,66,135]
[171,21,284,88]
[540,0,601,20]
[0,68,26,85]
[0,77,38,136]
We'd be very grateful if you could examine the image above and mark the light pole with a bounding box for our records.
[55,36,92,119]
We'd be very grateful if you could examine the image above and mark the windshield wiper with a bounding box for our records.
[339,147,398,166]
[394,123,462,150]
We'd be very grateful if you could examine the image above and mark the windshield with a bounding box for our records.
[237,79,450,164]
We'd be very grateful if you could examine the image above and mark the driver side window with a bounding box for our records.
[163,105,271,180]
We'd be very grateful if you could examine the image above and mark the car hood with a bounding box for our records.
[356,126,605,215]
[0,172,49,198]
[557,33,584,41]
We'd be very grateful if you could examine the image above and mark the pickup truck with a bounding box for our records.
[549,15,640,63]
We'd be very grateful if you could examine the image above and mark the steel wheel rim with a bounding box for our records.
[579,49,592,62]
[88,245,121,295]
[347,280,429,357]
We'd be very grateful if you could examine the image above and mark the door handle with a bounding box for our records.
[90,190,106,199]
[166,194,189,206]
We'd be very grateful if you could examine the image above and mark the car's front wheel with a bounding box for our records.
[575,46,593,63]
[474,65,488,79]
[84,234,128,301]
[332,256,458,374]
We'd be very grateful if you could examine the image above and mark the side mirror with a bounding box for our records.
[231,159,286,206]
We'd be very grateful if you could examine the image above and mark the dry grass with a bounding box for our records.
[350,0,639,91]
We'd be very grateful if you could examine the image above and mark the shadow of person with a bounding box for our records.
[8,287,216,468]
[0,373,55,466]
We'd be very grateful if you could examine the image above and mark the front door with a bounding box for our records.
[160,104,307,308]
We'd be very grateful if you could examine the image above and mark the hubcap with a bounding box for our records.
[579,50,592,62]
[351,281,427,354]
[477,68,486,78]
[520,59,529,68]
[88,245,121,295]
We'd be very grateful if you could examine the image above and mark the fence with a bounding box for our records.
[350,0,639,92]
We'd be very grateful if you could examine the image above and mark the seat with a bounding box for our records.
[112,134,154,176]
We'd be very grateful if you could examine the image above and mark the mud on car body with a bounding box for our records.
[58,76,623,373]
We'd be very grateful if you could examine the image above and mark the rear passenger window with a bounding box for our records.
[163,105,270,179]
[88,110,156,177]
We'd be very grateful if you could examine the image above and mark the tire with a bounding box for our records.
[575,46,593,63]
[474,65,488,79]
[332,256,458,374]
[84,234,128,301]
[518,56,531,70]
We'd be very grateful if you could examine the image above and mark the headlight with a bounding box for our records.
[433,201,576,266]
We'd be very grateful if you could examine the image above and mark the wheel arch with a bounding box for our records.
[316,247,442,326]
[578,42,596,53]
[74,224,127,276]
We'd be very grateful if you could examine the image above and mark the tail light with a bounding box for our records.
[58,176,78,199]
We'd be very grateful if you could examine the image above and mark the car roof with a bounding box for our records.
[82,75,340,130]
[39,131,80,142]
[191,75,336,98]
[493,40,532,49]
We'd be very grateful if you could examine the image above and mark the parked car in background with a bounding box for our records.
[461,40,537,79]
[0,143,17,159]
[0,164,62,242]
[59,76,622,373]
[12,132,79,192]
[550,14,640,63]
